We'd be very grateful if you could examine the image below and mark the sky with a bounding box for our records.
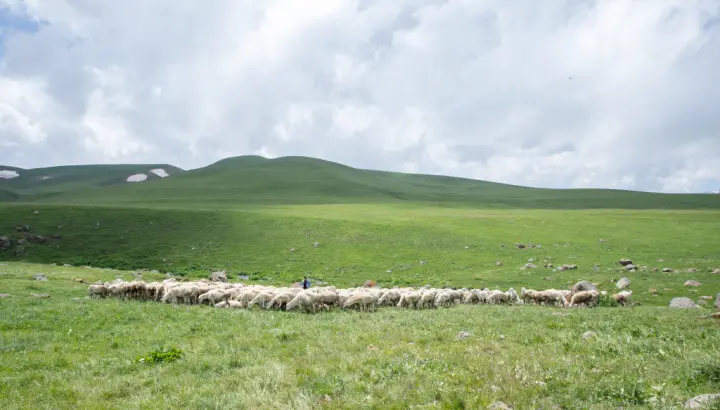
[0,0,719,193]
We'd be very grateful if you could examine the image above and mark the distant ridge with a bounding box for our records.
[0,155,712,210]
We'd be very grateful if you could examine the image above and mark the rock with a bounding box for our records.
[616,277,630,289]
[489,401,513,410]
[715,293,720,309]
[72,278,86,283]
[516,243,526,249]
[700,296,712,300]
[528,258,534,263]
[0,293,11,298]
[210,271,227,283]
[648,288,657,295]
[684,280,702,287]
[582,331,595,340]
[33,274,48,281]
[651,267,659,272]
[31,293,49,298]
[686,268,698,273]
[520,263,537,270]
[496,261,503,266]
[464,245,470,249]
[697,300,708,306]
[619,258,633,266]
[26,235,47,244]
[456,331,471,340]
[536,244,542,249]
[289,247,296,252]
[419,260,427,265]
[544,263,554,268]
[33,210,40,215]
[663,268,673,273]
[701,312,720,319]
[599,239,606,243]
[313,242,320,247]
[15,224,31,232]
[544,277,552,281]
[669,297,699,308]
[0,236,10,250]
[625,264,636,271]
[572,281,598,294]
[712,269,720,274]
[558,264,578,271]
[684,393,720,409]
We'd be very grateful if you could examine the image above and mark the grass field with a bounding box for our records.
[1,203,719,307]
[2,155,720,408]
[1,263,719,409]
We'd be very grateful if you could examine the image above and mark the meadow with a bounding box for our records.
[1,262,719,409]
[2,156,720,408]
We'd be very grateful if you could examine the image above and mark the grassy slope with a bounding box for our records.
[1,263,719,409]
[0,164,184,200]
[1,203,718,307]
[34,156,720,209]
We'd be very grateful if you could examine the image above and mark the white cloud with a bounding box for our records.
[0,0,719,192]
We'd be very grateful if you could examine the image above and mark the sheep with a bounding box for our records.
[88,284,108,298]
[316,290,340,308]
[286,291,317,313]
[419,289,439,309]
[247,290,277,309]
[342,291,379,312]
[397,291,421,308]
[215,300,243,309]
[267,292,296,310]
[378,290,401,306]
[569,290,600,308]
[613,290,632,306]
[199,289,227,305]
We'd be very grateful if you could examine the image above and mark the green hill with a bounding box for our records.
[0,163,184,200]
[31,156,720,210]
[0,188,20,202]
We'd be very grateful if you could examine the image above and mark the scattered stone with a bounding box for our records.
[456,331,471,340]
[31,293,49,298]
[572,281,597,294]
[15,224,31,232]
[684,280,702,287]
[697,300,708,306]
[686,268,698,273]
[72,278,86,283]
[536,244,543,249]
[582,331,595,340]
[496,261,503,266]
[558,264,577,271]
[712,269,720,274]
[651,267,659,272]
[616,277,630,289]
[699,296,712,300]
[619,258,633,266]
[33,210,40,215]
[544,277,552,281]
[26,234,47,244]
[528,258,534,263]
[658,259,665,262]
[464,245,470,249]
[0,236,10,250]
[516,243,526,249]
[33,274,48,281]
[599,239,606,243]
[0,294,11,298]
[63,264,72,267]
[669,297,699,308]
[700,312,720,320]
[544,263,554,268]
[210,271,228,283]
[663,268,673,273]
[684,393,720,409]
[419,260,427,265]
[716,293,720,309]
[289,248,296,253]
[625,264,636,271]
[367,344,379,351]
[489,401,513,410]
[313,242,320,248]
[649,288,657,295]
[520,263,537,270]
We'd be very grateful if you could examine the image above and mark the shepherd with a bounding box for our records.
[301,276,311,290]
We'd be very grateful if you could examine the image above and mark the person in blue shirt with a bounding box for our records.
[302,276,311,289]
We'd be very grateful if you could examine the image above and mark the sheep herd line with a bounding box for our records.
[87,278,631,311]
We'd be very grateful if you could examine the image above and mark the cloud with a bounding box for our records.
[0,0,719,193]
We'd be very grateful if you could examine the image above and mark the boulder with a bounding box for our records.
[15,224,31,232]
[624,264,636,271]
[663,268,673,273]
[616,277,630,289]
[572,281,597,294]
[558,264,577,271]
[33,274,48,281]
[210,271,227,283]
[619,258,633,266]
[684,280,702,287]
[26,235,47,244]
[669,297,699,308]
[684,393,720,409]
[0,236,10,250]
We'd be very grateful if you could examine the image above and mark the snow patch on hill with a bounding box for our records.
[150,168,169,178]
[126,173,148,182]
[0,170,19,179]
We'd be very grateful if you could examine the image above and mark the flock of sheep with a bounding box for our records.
[87,278,633,312]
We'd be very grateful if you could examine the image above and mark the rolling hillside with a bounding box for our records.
[0,163,184,201]
[25,155,720,210]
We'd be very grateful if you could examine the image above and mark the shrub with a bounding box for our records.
[136,346,183,364]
